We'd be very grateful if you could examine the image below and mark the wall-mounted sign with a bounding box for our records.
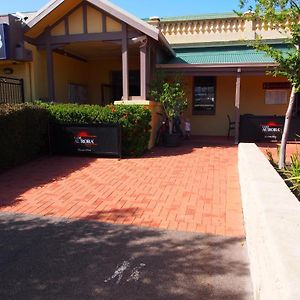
[50,124,122,158]
[0,24,9,60]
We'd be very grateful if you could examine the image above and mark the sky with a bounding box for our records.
[0,0,243,18]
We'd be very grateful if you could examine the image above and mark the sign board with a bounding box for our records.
[239,115,300,142]
[260,121,284,140]
[0,24,9,60]
[50,124,122,158]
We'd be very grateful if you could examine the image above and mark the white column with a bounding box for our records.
[234,68,242,144]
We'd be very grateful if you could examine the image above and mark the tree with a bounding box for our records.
[150,74,187,135]
[239,0,300,168]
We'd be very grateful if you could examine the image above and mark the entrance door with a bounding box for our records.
[111,70,140,100]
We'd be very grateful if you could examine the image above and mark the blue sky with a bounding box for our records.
[0,0,242,17]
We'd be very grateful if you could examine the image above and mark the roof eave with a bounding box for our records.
[26,0,160,41]
[158,33,176,56]
[26,0,63,27]
[157,62,278,69]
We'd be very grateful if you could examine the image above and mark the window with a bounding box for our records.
[265,90,287,105]
[68,83,88,103]
[193,77,216,115]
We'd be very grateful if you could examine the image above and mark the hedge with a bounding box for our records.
[0,104,49,171]
[38,103,152,157]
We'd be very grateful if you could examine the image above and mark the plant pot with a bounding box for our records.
[163,133,182,147]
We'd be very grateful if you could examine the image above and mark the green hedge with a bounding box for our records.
[38,103,151,157]
[0,104,49,171]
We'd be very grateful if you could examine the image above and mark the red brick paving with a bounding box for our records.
[258,142,299,164]
[0,140,244,237]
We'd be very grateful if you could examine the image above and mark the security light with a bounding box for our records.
[131,35,147,47]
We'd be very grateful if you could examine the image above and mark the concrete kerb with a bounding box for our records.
[238,143,300,300]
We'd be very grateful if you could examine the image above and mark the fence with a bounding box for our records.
[0,76,24,104]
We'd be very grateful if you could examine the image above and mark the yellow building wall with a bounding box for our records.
[53,53,89,103]
[88,58,121,104]
[182,75,289,136]
[87,6,103,33]
[0,61,32,101]
[18,44,140,104]
[68,7,84,35]
[106,17,122,32]
[51,21,66,36]
[87,56,140,104]
[48,4,123,37]
[240,76,289,115]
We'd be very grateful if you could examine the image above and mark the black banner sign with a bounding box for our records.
[50,124,122,158]
[0,24,9,60]
[239,115,300,142]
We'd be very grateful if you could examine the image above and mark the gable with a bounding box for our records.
[26,0,159,40]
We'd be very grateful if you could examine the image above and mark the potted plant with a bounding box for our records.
[150,75,187,146]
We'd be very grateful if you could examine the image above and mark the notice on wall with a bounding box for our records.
[0,24,8,60]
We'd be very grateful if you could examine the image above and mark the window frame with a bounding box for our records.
[68,82,88,104]
[193,76,217,115]
[265,89,288,105]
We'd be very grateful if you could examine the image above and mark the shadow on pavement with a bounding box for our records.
[0,212,253,300]
[0,156,96,208]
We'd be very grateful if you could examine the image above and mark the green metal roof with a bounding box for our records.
[165,44,292,65]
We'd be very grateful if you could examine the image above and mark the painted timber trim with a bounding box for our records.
[27,0,64,28]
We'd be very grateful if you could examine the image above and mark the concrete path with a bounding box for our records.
[0,141,244,237]
[0,212,253,300]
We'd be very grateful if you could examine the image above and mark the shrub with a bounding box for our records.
[0,104,49,171]
[37,103,151,157]
[266,146,300,200]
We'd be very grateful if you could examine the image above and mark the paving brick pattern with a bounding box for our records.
[258,142,299,163]
[0,142,244,237]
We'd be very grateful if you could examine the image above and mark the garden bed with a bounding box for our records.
[265,145,300,201]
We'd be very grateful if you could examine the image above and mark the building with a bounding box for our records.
[0,0,298,142]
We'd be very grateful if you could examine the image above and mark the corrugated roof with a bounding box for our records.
[165,44,292,65]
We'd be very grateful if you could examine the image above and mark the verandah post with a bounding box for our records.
[234,68,241,144]
[140,42,147,99]
[46,33,55,102]
[122,23,129,100]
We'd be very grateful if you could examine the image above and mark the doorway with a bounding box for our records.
[111,70,140,100]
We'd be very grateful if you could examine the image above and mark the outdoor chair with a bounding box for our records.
[227,114,235,138]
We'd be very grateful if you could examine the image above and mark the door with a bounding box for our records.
[111,70,140,100]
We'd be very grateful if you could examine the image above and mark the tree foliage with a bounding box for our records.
[239,0,300,168]
[150,75,187,117]
[239,0,300,91]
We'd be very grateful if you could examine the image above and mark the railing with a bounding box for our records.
[158,17,290,44]
[0,77,25,104]
[160,18,246,36]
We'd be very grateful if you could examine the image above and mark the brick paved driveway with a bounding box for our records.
[0,140,244,237]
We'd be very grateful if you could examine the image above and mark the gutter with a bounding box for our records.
[156,62,278,69]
